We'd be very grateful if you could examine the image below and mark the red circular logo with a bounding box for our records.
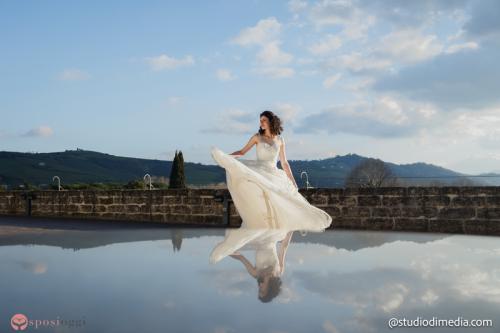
[11,314,28,331]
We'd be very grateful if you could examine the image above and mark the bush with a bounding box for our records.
[123,180,146,189]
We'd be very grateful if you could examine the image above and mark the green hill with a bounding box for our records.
[0,148,489,189]
[0,149,224,188]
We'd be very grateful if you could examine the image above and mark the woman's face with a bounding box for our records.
[260,116,269,130]
[258,275,270,298]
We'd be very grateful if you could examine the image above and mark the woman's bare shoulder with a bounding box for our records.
[250,132,259,143]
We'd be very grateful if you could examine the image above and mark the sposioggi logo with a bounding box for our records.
[10,314,28,331]
[9,313,86,330]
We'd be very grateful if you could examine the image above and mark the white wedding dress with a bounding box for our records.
[210,134,332,231]
[209,228,288,265]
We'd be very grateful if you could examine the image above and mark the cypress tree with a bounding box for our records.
[177,151,186,188]
[168,150,179,188]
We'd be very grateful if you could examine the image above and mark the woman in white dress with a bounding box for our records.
[209,227,294,303]
[210,110,332,231]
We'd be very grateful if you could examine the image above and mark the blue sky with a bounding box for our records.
[1,0,499,174]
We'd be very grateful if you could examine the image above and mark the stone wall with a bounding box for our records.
[0,189,225,226]
[0,187,499,235]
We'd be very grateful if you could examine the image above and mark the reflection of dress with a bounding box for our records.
[255,241,279,272]
[210,134,332,231]
[209,228,288,267]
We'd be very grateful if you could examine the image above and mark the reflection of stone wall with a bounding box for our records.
[0,187,499,235]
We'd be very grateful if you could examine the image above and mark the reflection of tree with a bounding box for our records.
[345,158,399,188]
[171,229,183,252]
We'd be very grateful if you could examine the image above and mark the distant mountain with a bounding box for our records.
[286,153,478,188]
[0,149,492,189]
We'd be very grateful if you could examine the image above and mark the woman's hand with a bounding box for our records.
[229,251,242,259]
[230,151,244,158]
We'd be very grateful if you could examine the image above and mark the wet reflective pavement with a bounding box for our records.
[0,216,498,332]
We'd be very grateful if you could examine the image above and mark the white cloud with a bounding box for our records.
[323,73,342,88]
[256,41,293,66]
[342,14,375,40]
[299,69,320,76]
[288,0,308,12]
[444,41,479,54]
[296,57,315,65]
[309,0,375,39]
[272,102,301,123]
[22,126,54,138]
[447,29,466,42]
[308,34,342,55]
[374,40,500,109]
[357,0,469,29]
[343,76,375,93]
[145,54,195,71]
[386,105,500,174]
[318,29,444,77]
[201,109,257,135]
[231,17,295,79]
[421,289,439,305]
[295,96,438,138]
[445,107,500,149]
[253,66,295,79]
[375,29,444,63]
[230,17,282,47]
[58,69,90,81]
[327,52,392,73]
[216,68,236,81]
[309,0,356,27]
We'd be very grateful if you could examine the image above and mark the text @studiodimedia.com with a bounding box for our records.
[388,316,493,329]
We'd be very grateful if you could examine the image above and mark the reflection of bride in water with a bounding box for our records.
[209,227,294,303]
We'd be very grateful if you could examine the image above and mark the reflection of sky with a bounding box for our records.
[0,229,499,333]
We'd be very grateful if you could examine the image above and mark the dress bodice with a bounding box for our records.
[255,246,279,272]
[256,134,281,167]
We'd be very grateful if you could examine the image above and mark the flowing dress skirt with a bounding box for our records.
[210,146,332,232]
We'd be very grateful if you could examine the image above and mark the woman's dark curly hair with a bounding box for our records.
[258,110,283,136]
[257,275,283,303]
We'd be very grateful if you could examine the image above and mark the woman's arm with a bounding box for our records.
[230,133,258,157]
[230,253,258,278]
[278,231,294,274]
[278,137,298,188]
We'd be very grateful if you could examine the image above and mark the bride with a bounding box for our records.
[210,110,332,231]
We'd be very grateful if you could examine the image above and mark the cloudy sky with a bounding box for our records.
[1,0,499,174]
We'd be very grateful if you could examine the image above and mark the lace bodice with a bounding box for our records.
[256,134,282,166]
